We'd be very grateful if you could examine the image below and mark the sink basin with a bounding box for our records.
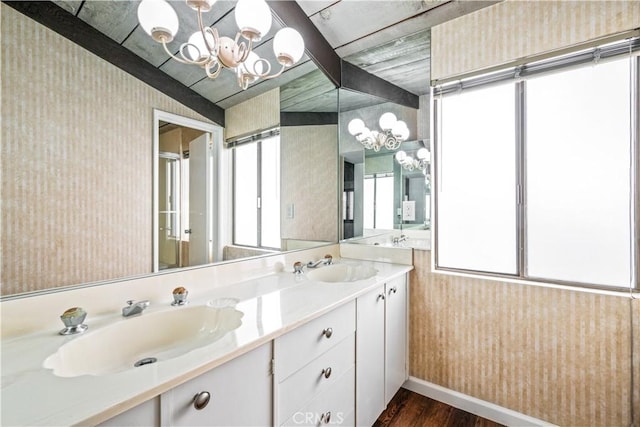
[306,264,378,283]
[43,305,243,377]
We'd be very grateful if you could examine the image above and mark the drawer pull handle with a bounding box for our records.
[377,293,385,301]
[322,327,333,338]
[322,367,332,379]
[192,391,211,410]
[320,411,331,424]
[388,286,397,295]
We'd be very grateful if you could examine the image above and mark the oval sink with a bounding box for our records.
[43,305,243,377]
[306,264,378,283]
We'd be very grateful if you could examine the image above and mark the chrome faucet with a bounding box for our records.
[122,300,150,317]
[307,254,333,268]
[393,235,408,246]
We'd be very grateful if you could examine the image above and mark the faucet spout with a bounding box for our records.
[306,254,333,268]
[122,300,150,317]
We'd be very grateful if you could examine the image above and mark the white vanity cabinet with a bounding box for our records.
[356,274,408,426]
[274,300,356,426]
[161,342,272,426]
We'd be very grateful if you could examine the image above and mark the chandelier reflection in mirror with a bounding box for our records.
[395,148,430,172]
[137,0,305,90]
[347,113,410,151]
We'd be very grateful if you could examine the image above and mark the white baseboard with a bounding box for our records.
[403,377,555,427]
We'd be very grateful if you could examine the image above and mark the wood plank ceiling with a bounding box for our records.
[48,0,497,113]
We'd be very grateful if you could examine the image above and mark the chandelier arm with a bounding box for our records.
[204,60,222,79]
[234,34,251,64]
[161,39,205,65]
[204,27,220,57]
[195,7,212,55]
[256,63,286,80]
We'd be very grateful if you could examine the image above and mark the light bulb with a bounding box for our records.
[348,119,365,135]
[137,0,179,42]
[395,151,407,162]
[417,148,430,160]
[187,31,215,61]
[379,112,397,131]
[273,28,305,66]
[392,120,409,140]
[235,0,272,41]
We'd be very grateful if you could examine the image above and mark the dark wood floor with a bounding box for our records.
[374,388,505,427]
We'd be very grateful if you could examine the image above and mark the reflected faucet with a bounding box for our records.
[122,300,150,317]
[307,254,333,268]
[393,235,408,246]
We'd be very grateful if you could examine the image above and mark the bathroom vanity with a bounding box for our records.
[1,253,412,427]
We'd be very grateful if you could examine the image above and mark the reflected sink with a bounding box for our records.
[306,264,378,283]
[43,305,243,377]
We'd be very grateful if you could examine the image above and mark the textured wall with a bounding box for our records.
[1,5,211,296]
[431,0,640,81]
[410,250,639,426]
[224,88,279,140]
[281,125,339,243]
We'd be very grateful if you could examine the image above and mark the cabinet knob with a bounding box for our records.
[322,367,332,379]
[320,411,331,424]
[377,293,385,301]
[322,327,333,339]
[388,286,397,295]
[192,391,211,410]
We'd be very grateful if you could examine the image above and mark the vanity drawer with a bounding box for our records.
[281,365,355,427]
[275,300,355,381]
[277,333,355,422]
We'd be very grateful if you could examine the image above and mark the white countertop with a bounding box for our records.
[1,259,412,426]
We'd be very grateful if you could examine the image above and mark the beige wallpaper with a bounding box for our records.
[431,0,640,81]
[410,250,639,426]
[225,88,279,140]
[281,125,339,243]
[1,5,212,296]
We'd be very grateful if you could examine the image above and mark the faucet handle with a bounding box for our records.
[59,307,88,335]
[172,287,189,306]
[323,254,333,265]
[293,261,304,274]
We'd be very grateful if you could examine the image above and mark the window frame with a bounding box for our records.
[432,39,640,292]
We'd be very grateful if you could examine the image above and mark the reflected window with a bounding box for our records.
[232,131,281,249]
[364,174,394,230]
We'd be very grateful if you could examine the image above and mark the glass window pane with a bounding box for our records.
[525,57,632,287]
[376,176,395,229]
[234,144,258,246]
[261,136,281,249]
[437,82,517,274]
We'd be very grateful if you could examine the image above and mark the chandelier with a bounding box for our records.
[395,148,429,172]
[137,0,306,90]
[347,112,410,151]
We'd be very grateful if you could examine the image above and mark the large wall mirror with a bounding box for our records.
[339,88,430,241]
[1,2,339,298]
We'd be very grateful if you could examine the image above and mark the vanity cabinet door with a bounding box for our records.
[385,275,408,405]
[162,342,272,426]
[98,397,160,427]
[355,284,386,427]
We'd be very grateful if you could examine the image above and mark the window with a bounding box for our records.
[434,39,638,290]
[232,131,281,249]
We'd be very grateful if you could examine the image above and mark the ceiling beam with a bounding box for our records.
[341,61,419,109]
[267,0,341,88]
[2,1,225,127]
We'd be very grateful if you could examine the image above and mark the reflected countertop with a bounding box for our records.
[1,258,412,426]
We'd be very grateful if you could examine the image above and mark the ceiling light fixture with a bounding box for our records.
[395,148,430,172]
[137,0,306,90]
[347,113,410,151]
